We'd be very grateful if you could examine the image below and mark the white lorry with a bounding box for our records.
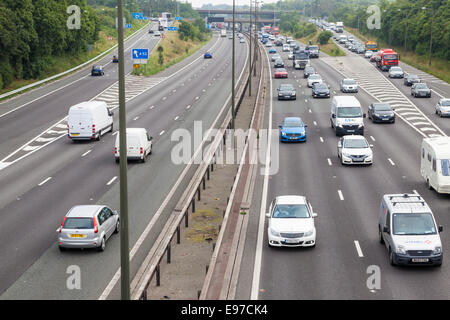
[336,21,344,33]
[220,29,226,37]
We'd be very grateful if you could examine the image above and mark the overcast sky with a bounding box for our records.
[187,0,279,9]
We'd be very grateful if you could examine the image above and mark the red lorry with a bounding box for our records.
[376,49,399,71]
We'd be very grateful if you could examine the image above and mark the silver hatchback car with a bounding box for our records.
[57,205,119,252]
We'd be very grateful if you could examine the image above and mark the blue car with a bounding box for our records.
[269,48,276,54]
[279,117,307,142]
[204,52,212,59]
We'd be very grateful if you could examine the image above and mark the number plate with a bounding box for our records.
[70,234,85,238]
[284,239,298,244]
[72,133,80,136]
[412,258,429,263]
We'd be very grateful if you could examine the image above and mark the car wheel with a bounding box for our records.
[142,153,147,163]
[96,131,101,141]
[58,246,66,252]
[98,237,106,252]
[378,228,384,244]
[389,248,396,266]
[114,219,120,234]
[110,123,113,133]
[115,158,119,164]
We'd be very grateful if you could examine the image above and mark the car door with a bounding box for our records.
[383,210,392,251]
[102,207,115,239]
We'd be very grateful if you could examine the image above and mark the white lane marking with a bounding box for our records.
[150,105,155,109]
[251,43,273,301]
[186,105,191,109]
[320,137,324,143]
[162,97,167,101]
[313,121,317,126]
[327,158,332,166]
[370,136,376,142]
[413,189,419,194]
[338,190,344,201]
[388,158,395,166]
[159,130,165,136]
[106,176,117,186]
[133,116,139,121]
[354,240,364,257]
[308,109,312,113]
[112,131,118,136]
[81,150,92,157]
[38,177,52,186]
[195,96,199,100]
[174,116,179,121]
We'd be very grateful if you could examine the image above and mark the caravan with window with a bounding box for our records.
[420,137,450,194]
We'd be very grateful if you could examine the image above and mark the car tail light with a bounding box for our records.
[92,124,95,133]
[140,147,143,154]
[59,217,66,233]
[115,147,118,154]
[93,217,98,233]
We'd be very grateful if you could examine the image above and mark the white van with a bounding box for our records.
[420,137,450,194]
[339,35,347,43]
[378,193,443,266]
[68,101,114,141]
[114,128,153,163]
[330,96,365,136]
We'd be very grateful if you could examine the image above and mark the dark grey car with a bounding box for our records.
[368,103,395,123]
[404,74,420,86]
[277,83,296,100]
[312,83,330,98]
[304,66,315,78]
[411,83,431,98]
[274,58,285,68]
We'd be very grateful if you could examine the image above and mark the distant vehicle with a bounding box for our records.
[364,50,373,58]
[114,128,153,163]
[239,38,245,43]
[271,53,281,62]
[148,29,154,34]
[154,31,161,37]
[286,36,293,43]
[411,83,431,98]
[91,65,104,76]
[282,44,290,52]
[404,74,420,86]
[305,45,319,58]
[269,47,276,54]
[274,58,284,68]
[266,195,317,247]
[57,205,120,252]
[288,53,294,60]
[67,101,114,141]
[435,98,450,117]
[356,46,365,54]
[339,35,347,43]
[421,137,450,193]
[388,66,404,78]
[340,78,358,93]
[274,68,288,78]
[293,51,309,70]
[228,34,233,40]
[330,96,366,136]
[336,21,344,33]
[378,193,443,266]
[265,42,272,47]
[204,52,212,59]
[158,25,164,31]
[337,135,373,165]
[312,83,330,98]
[220,29,227,37]
[279,117,307,142]
[368,103,395,123]
[277,83,296,100]
[303,66,315,78]
[365,40,378,52]
[307,74,322,88]
[112,55,118,63]
[376,49,399,71]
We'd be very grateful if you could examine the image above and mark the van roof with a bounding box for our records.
[383,194,431,214]
[69,100,107,111]
[423,137,450,159]
[333,95,361,107]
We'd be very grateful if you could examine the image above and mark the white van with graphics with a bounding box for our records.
[68,101,113,141]
[378,193,443,267]
[421,137,450,194]
[330,96,365,136]
[114,128,153,163]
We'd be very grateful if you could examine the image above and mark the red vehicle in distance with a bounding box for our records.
[376,49,399,71]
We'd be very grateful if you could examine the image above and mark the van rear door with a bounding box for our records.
[126,134,141,158]
[69,112,92,138]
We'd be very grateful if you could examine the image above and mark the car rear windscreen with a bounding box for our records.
[63,218,94,229]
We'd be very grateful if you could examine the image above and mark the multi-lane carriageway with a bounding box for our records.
[0,28,248,299]
[233,35,449,299]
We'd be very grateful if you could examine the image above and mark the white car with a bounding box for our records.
[307,74,323,88]
[435,98,450,117]
[282,44,290,52]
[337,135,373,165]
[271,53,281,62]
[265,42,272,47]
[364,50,373,58]
[239,38,245,43]
[288,53,294,60]
[266,195,317,247]
[388,66,404,78]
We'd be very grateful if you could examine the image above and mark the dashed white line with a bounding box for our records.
[174,116,179,121]
[81,150,92,157]
[354,240,364,257]
[38,177,52,186]
[313,121,317,126]
[106,176,117,186]
[112,131,118,136]
[388,158,395,166]
[150,105,155,109]
[133,116,139,121]
[320,137,324,143]
[370,136,376,142]
[327,158,332,166]
[186,105,191,109]
[338,190,344,201]
[159,130,165,136]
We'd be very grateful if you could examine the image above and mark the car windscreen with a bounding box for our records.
[383,54,398,60]
[309,75,321,80]
[415,84,428,89]
[63,218,94,229]
[343,79,356,85]
[343,139,368,148]
[280,85,293,90]
[283,119,303,127]
[276,68,286,72]
[272,204,310,218]
[309,46,318,50]
[337,107,362,118]
[408,75,419,79]
[314,84,328,90]
[441,100,450,106]
[393,213,436,235]
[390,67,401,72]
[442,159,450,176]
[373,104,392,111]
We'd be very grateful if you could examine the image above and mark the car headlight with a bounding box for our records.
[374,113,380,117]
[304,230,314,237]
[396,245,407,255]
[278,93,283,96]
[358,123,363,128]
[270,228,280,237]
[342,153,351,158]
[291,92,296,96]
[337,124,343,128]
[433,247,442,255]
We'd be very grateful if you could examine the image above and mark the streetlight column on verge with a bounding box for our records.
[249,0,252,96]
[422,5,435,67]
[231,0,235,130]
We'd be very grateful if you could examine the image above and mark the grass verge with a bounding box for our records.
[345,27,450,84]
[292,28,345,57]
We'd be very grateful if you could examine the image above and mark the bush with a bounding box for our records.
[318,31,333,45]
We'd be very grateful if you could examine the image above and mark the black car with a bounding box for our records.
[368,103,395,123]
[304,66,315,78]
[277,83,296,100]
[112,55,118,63]
[404,74,420,86]
[274,58,285,68]
[312,83,330,98]
[91,65,104,76]
[411,83,431,98]
[148,29,154,34]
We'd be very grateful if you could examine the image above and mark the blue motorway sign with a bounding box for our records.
[167,26,178,31]
[132,48,149,60]
[132,12,143,20]
[143,17,148,20]
[125,24,132,29]
[174,17,183,21]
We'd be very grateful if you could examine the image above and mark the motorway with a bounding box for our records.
[235,35,450,299]
[0,30,248,299]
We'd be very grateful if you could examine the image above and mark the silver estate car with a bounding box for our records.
[57,205,120,252]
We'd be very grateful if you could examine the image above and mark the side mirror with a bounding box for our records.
[304,125,308,128]
[369,144,374,148]
[332,114,336,119]
[312,213,318,218]
[265,213,271,218]
[56,227,61,233]
[363,113,367,118]
[338,142,342,148]
[438,225,443,233]
[383,226,390,234]
[113,210,118,215]
[278,125,282,128]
